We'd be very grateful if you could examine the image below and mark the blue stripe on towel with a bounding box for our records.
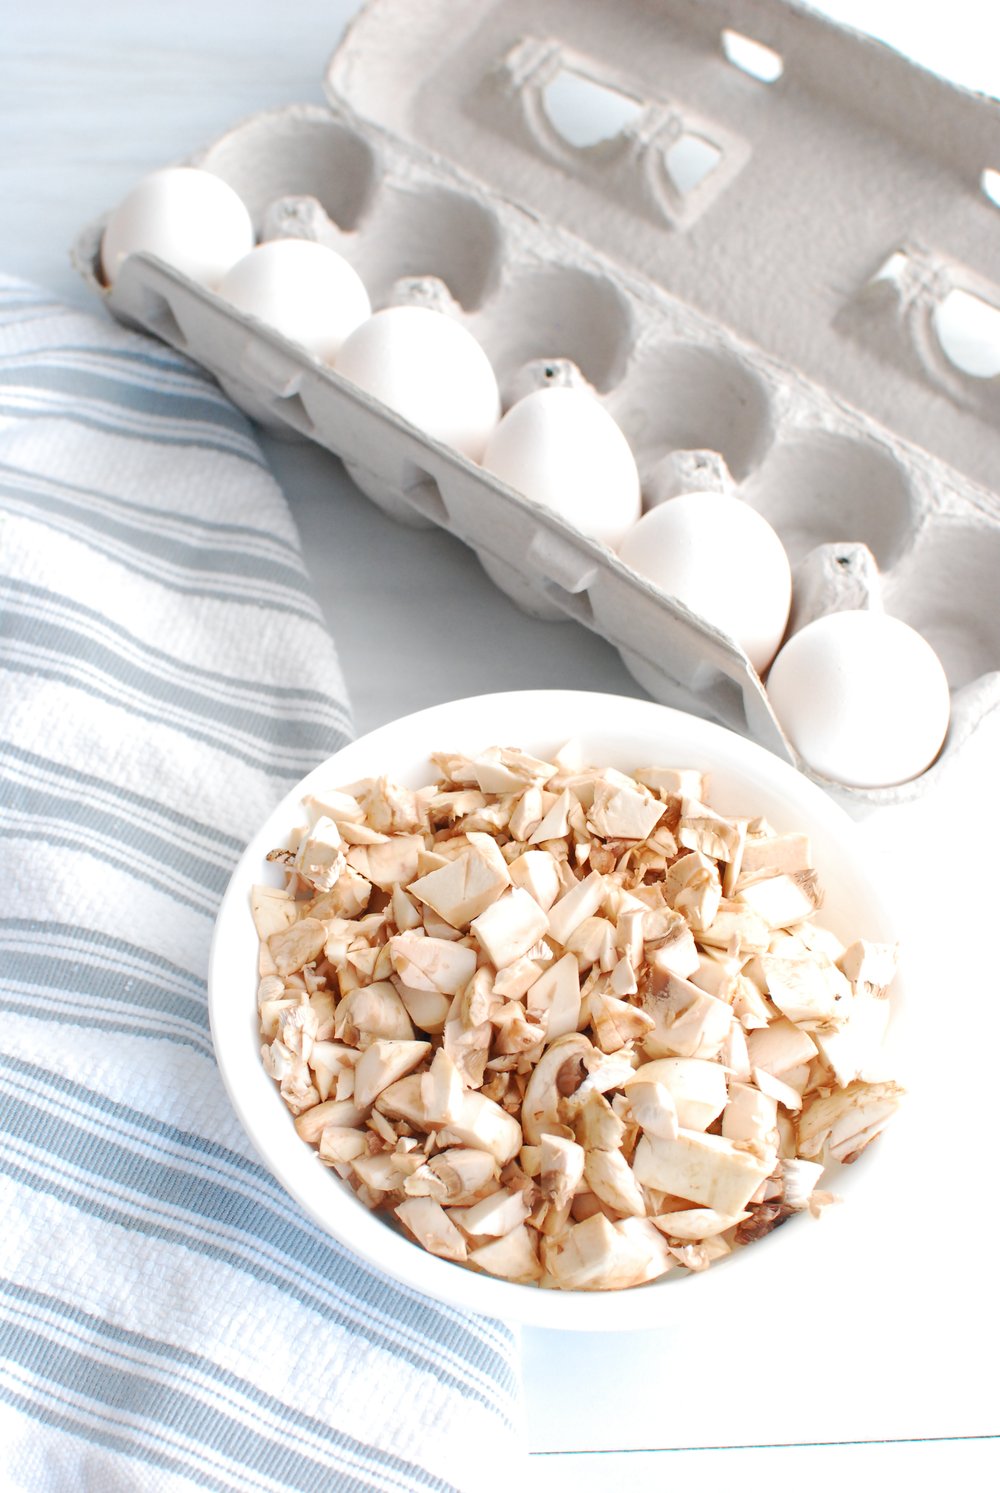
[0,273,521,1492]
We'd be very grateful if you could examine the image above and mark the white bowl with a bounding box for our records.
[208,690,906,1331]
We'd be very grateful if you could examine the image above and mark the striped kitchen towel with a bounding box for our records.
[0,275,523,1493]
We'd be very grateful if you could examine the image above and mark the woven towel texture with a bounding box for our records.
[0,277,522,1493]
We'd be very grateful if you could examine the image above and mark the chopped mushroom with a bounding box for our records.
[583,1148,647,1217]
[389,933,477,995]
[449,1187,532,1238]
[797,1080,905,1163]
[838,939,898,999]
[471,888,548,970]
[624,1058,727,1132]
[468,1225,543,1281]
[395,1197,468,1262]
[256,745,902,1290]
[408,843,510,928]
[633,1130,774,1215]
[539,1134,585,1210]
[353,1039,432,1108]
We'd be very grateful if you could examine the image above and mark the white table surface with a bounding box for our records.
[6,1,1000,1486]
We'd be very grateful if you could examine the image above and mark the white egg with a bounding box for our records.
[100,167,255,289]
[217,239,370,362]
[482,387,641,548]
[616,492,791,673]
[765,610,951,788]
[335,306,501,461]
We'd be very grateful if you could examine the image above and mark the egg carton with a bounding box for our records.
[72,0,1000,806]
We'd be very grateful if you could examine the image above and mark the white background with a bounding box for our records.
[4,2,999,1486]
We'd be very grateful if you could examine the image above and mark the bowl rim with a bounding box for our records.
[207,689,904,1331]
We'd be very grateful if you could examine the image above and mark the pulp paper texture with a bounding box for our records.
[74,0,1000,805]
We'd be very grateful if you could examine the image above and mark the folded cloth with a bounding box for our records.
[0,276,523,1493]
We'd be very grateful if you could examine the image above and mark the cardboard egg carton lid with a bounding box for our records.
[329,0,1000,489]
[73,0,1000,806]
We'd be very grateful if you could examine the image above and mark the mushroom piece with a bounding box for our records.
[575,1049,638,1099]
[373,1073,434,1128]
[688,951,740,1001]
[471,746,556,794]
[797,1080,905,1163]
[346,834,425,891]
[838,939,898,999]
[309,1040,359,1103]
[634,766,705,798]
[752,1064,805,1114]
[508,849,562,911]
[587,780,664,841]
[622,1080,678,1140]
[722,1081,779,1149]
[662,852,723,932]
[624,1058,727,1131]
[520,1033,594,1144]
[677,798,743,863]
[258,996,300,1042]
[441,1012,492,1088]
[434,1088,523,1164]
[542,1212,673,1290]
[353,1039,432,1109]
[294,1098,366,1144]
[610,954,638,996]
[812,991,892,1087]
[334,981,415,1046]
[641,906,701,979]
[250,885,300,949]
[641,973,733,1060]
[757,954,852,1028]
[468,1225,543,1281]
[423,1147,499,1204]
[523,787,572,844]
[471,888,549,970]
[698,900,771,957]
[395,1196,468,1262]
[566,917,618,972]
[650,1206,749,1240]
[449,1186,532,1239]
[352,1151,413,1194]
[493,952,548,1001]
[780,1157,826,1210]
[310,865,373,919]
[719,1019,752,1083]
[731,974,773,1031]
[268,918,327,979]
[419,1047,466,1126]
[392,981,452,1035]
[407,842,510,929]
[736,871,821,929]
[318,1125,368,1164]
[389,932,478,996]
[633,1129,774,1214]
[738,830,813,881]
[539,1133,586,1210]
[546,871,607,946]
[588,992,656,1054]
[562,1088,627,1153]
[491,1002,546,1055]
[668,1236,733,1271]
[746,1018,818,1076]
[305,788,367,826]
[583,1147,647,1217]
[525,952,581,1044]
[294,815,347,892]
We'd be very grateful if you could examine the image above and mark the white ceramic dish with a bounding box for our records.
[208,690,906,1330]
